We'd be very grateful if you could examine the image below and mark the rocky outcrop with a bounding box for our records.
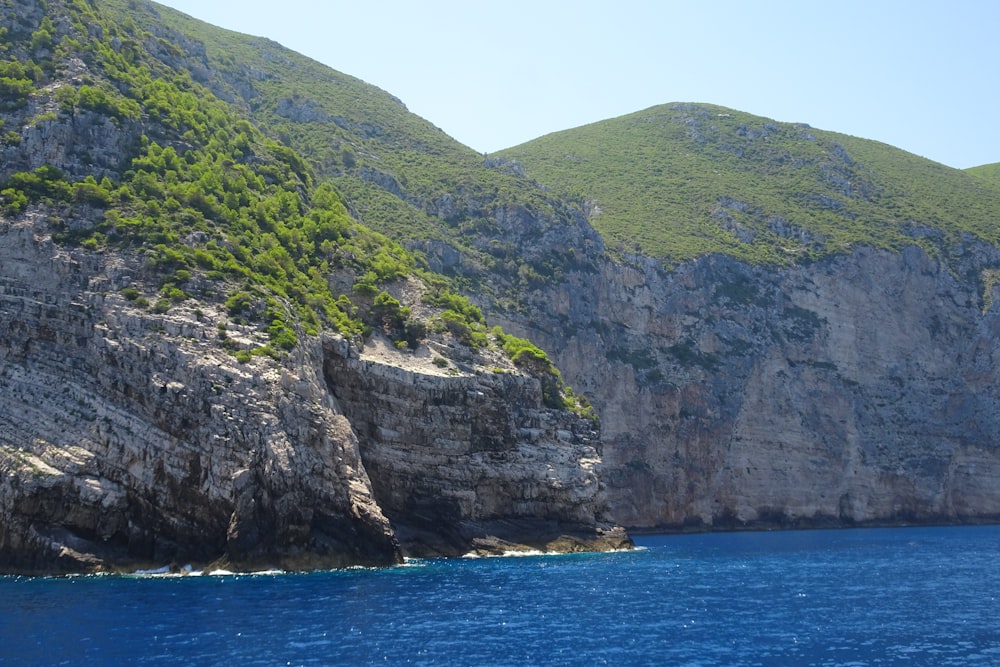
[324,339,629,557]
[0,210,626,573]
[329,130,1000,532]
[12,0,994,571]
[492,237,1000,530]
[0,52,142,185]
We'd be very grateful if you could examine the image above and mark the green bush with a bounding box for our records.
[4,166,70,201]
[267,319,298,351]
[0,188,28,215]
[225,291,253,316]
[0,76,34,109]
[423,289,484,324]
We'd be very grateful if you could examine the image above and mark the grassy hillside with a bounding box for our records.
[499,103,1000,265]
[968,162,1000,190]
[67,3,1000,279]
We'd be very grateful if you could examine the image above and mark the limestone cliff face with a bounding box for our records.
[0,211,624,573]
[0,212,401,573]
[325,341,627,556]
[493,239,1000,529]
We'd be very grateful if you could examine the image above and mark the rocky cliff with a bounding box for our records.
[0,210,626,573]
[4,0,997,576]
[0,0,628,573]
[326,338,626,556]
[493,238,1000,529]
[0,211,400,573]
[124,1,1000,535]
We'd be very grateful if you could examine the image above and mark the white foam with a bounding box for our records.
[461,549,551,559]
[130,564,204,578]
[501,549,549,557]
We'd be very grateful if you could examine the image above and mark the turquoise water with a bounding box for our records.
[2,525,999,666]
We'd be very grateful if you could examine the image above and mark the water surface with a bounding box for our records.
[2,525,998,665]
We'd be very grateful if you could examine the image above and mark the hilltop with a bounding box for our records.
[968,162,1000,190]
[499,103,1000,265]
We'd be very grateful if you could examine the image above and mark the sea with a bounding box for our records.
[1,525,998,666]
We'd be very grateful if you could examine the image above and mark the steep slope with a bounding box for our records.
[487,244,1000,529]
[0,0,626,573]
[8,0,999,551]
[96,0,600,311]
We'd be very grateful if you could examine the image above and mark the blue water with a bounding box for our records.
[2,526,999,666]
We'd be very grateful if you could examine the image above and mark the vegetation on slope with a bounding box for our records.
[52,3,996,285]
[967,162,1000,191]
[0,0,416,354]
[499,103,1000,265]
[0,0,588,413]
[92,0,596,306]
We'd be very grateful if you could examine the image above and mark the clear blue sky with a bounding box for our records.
[154,0,998,169]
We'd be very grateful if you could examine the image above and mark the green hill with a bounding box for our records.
[968,162,1000,190]
[98,3,1000,290]
[499,103,1000,265]
[8,0,996,360]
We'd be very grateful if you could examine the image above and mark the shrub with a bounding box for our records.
[403,318,428,349]
[423,289,484,323]
[72,179,111,206]
[268,320,298,350]
[225,291,253,316]
[1,188,28,215]
[0,76,34,109]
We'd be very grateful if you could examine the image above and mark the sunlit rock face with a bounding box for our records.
[0,210,627,573]
[0,212,403,573]
[493,237,1000,530]
[324,341,631,558]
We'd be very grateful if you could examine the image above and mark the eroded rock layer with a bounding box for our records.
[0,213,402,573]
[325,342,630,556]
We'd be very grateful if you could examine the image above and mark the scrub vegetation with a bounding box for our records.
[92,0,593,306]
